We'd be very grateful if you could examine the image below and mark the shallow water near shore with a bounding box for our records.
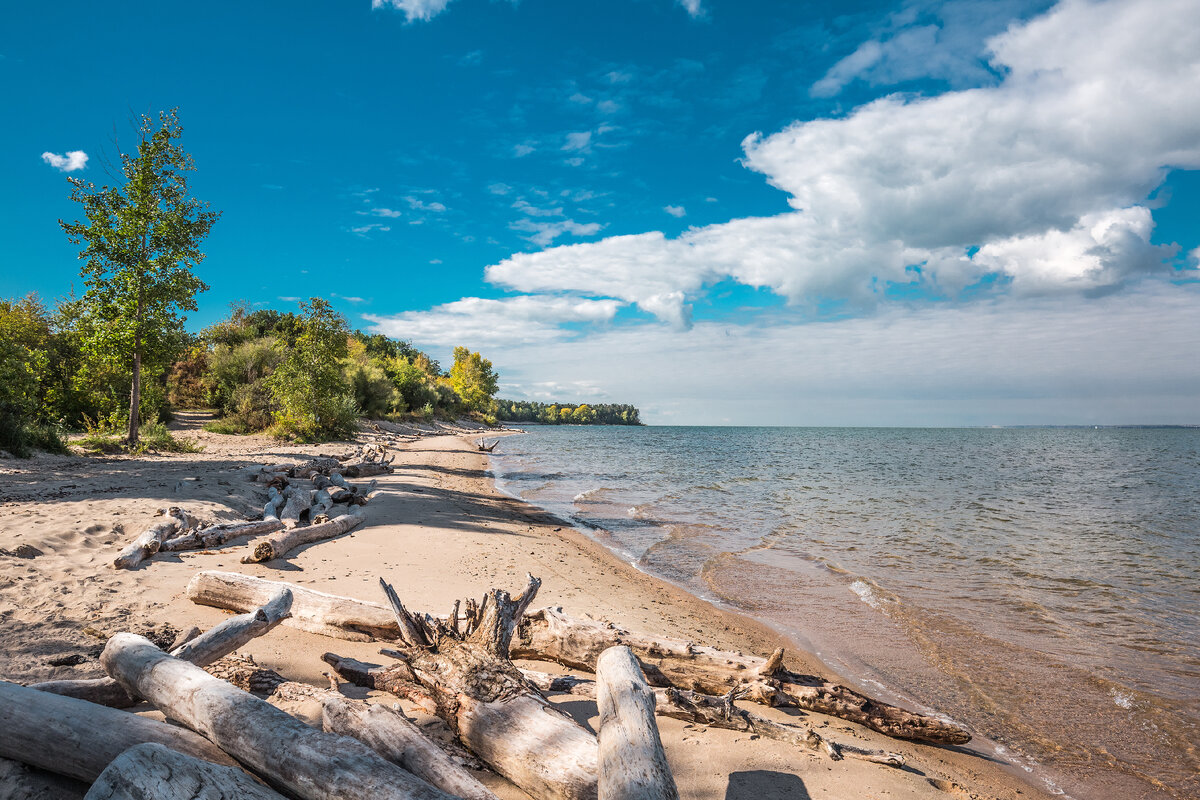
[489,425,1200,800]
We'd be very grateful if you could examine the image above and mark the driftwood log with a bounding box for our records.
[596,646,679,800]
[204,653,500,800]
[187,571,398,641]
[161,519,284,552]
[100,634,458,800]
[31,588,293,709]
[113,507,192,569]
[84,743,285,800]
[513,607,969,745]
[0,756,88,800]
[0,681,238,783]
[241,508,365,563]
[278,487,313,528]
[325,576,599,800]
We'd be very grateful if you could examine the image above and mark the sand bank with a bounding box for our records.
[0,422,1048,800]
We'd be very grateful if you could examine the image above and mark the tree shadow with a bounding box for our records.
[725,770,811,800]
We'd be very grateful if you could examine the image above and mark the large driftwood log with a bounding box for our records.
[187,571,398,641]
[519,669,903,767]
[31,588,293,709]
[241,508,365,563]
[0,756,88,800]
[100,634,457,800]
[0,681,238,783]
[514,608,969,745]
[205,653,500,800]
[161,519,284,552]
[84,743,286,800]
[596,646,679,800]
[278,487,313,528]
[113,508,190,569]
[325,576,599,800]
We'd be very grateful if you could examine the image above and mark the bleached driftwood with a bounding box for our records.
[514,607,969,745]
[100,634,457,800]
[310,488,334,520]
[341,462,393,478]
[0,756,88,800]
[84,743,286,800]
[187,571,399,641]
[519,669,903,767]
[0,681,238,783]
[326,576,598,800]
[204,653,498,800]
[242,508,365,563]
[290,457,342,479]
[161,519,284,552]
[596,646,679,800]
[112,507,191,569]
[278,487,313,528]
[31,588,293,709]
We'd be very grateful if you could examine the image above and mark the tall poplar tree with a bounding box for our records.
[61,109,218,444]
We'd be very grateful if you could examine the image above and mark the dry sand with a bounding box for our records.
[0,417,1050,800]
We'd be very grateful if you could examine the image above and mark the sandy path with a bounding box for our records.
[0,428,1046,800]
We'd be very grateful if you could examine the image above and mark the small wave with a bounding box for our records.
[1112,689,1135,709]
[573,488,604,502]
[850,579,883,610]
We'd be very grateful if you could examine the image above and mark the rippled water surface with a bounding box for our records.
[490,426,1200,799]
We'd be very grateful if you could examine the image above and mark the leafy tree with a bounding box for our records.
[267,298,357,440]
[448,346,499,412]
[0,295,70,455]
[60,108,218,444]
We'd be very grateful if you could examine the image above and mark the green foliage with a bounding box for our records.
[345,339,404,417]
[76,419,201,454]
[266,298,357,441]
[60,108,217,444]
[496,400,642,426]
[448,346,499,412]
[0,295,71,456]
[206,336,280,430]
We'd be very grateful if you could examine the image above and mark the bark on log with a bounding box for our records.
[242,508,365,563]
[514,608,969,745]
[187,571,399,641]
[325,576,599,800]
[596,646,679,800]
[84,743,286,800]
[113,508,189,569]
[341,462,392,478]
[0,680,238,783]
[161,519,284,552]
[290,457,342,478]
[310,488,334,520]
[100,634,458,800]
[0,756,88,800]
[203,652,496,799]
[31,589,293,709]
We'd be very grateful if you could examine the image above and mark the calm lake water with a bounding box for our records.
[489,426,1200,800]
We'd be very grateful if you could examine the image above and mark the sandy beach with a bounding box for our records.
[0,420,1050,800]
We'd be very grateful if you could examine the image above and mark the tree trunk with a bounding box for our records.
[514,608,970,746]
[596,646,679,800]
[186,570,398,641]
[100,634,458,800]
[161,519,284,552]
[241,508,364,563]
[127,344,141,446]
[84,743,285,800]
[31,588,293,709]
[0,680,238,783]
[325,576,599,800]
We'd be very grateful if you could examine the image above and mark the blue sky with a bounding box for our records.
[4,0,1199,425]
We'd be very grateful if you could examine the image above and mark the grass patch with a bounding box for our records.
[75,421,204,455]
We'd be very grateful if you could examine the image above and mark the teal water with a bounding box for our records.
[489,426,1200,800]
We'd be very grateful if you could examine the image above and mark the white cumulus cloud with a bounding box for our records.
[41,150,88,172]
[664,205,687,218]
[372,0,452,22]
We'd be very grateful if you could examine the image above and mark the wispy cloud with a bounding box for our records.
[677,0,704,19]
[41,150,88,172]
[349,223,391,237]
[664,205,686,218]
[357,207,403,218]
[404,196,446,212]
[371,0,453,22]
[509,218,604,247]
[563,131,592,152]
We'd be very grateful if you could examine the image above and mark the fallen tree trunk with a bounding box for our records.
[341,462,393,478]
[31,588,293,709]
[325,576,599,800]
[205,653,499,800]
[161,519,284,552]
[100,634,458,800]
[278,487,313,528]
[242,508,365,563]
[113,508,190,569]
[596,646,679,800]
[84,743,285,800]
[519,670,904,767]
[514,608,969,745]
[187,571,399,641]
[0,680,238,783]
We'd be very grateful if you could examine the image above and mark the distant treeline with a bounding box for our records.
[496,400,641,426]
